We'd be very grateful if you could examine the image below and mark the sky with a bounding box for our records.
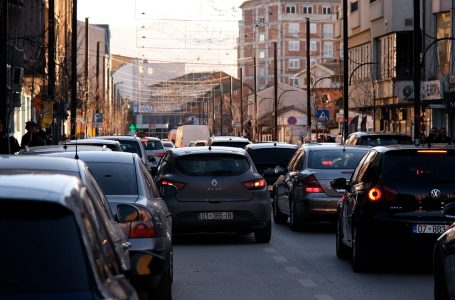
[78,0,245,76]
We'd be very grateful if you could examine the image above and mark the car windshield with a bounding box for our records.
[176,154,250,176]
[359,135,413,146]
[210,141,250,148]
[382,151,455,184]
[248,148,297,166]
[118,140,142,157]
[163,142,174,148]
[0,201,91,294]
[308,149,368,169]
[86,162,138,195]
[142,140,164,150]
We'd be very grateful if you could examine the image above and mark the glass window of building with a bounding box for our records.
[310,40,317,52]
[289,40,300,51]
[259,33,265,42]
[303,5,313,14]
[288,59,300,69]
[289,23,299,34]
[436,12,451,78]
[378,34,397,80]
[322,6,331,14]
[286,4,296,14]
[322,24,333,38]
[323,42,333,57]
[310,23,317,34]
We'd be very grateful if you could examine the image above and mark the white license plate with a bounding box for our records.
[412,224,448,234]
[199,212,233,220]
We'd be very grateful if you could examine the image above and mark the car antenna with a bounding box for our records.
[74,134,79,160]
[208,145,212,151]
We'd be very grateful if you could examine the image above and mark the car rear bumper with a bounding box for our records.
[294,194,338,222]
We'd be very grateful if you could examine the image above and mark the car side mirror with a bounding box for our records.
[331,178,348,190]
[274,165,287,175]
[116,204,140,223]
[444,203,455,219]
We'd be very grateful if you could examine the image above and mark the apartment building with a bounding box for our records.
[238,0,341,91]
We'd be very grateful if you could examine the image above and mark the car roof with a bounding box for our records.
[0,173,83,208]
[301,144,370,151]
[41,150,136,164]
[245,142,298,150]
[170,146,247,157]
[140,137,161,142]
[65,138,121,145]
[209,136,251,142]
[0,155,82,172]
[19,144,109,154]
[371,144,455,153]
[349,131,411,137]
[92,135,140,141]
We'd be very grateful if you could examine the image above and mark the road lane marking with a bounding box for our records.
[263,247,277,253]
[298,278,317,288]
[314,295,334,300]
[273,256,288,263]
[285,266,302,274]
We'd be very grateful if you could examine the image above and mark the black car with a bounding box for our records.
[245,142,298,195]
[0,173,138,300]
[344,131,413,146]
[331,145,455,272]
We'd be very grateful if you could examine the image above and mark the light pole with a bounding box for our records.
[273,41,278,141]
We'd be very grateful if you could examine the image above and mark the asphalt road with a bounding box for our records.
[171,222,433,300]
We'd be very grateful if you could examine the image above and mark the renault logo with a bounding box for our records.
[430,189,442,199]
[211,179,218,187]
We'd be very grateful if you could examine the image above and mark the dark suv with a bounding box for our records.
[331,145,455,272]
[344,131,413,147]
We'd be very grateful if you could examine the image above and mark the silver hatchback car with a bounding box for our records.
[154,146,272,243]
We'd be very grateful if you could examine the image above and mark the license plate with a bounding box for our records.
[412,224,448,234]
[199,212,233,220]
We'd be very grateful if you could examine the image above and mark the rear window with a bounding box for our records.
[359,135,413,146]
[382,151,455,184]
[210,141,250,148]
[0,201,91,293]
[248,148,297,166]
[118,140,142,157]
[175,154,250,176]
[142,139,164,151]
[308,149,368,169]
[163,142,174,148]
[86,162,138,195]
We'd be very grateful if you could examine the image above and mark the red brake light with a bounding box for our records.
[368,185,397,202]
[368,187,382,201]
[156,152,165,158]
[161,180,185,190]
[129,207,157,238]
[243,178,267,190]
[304,174,323,193]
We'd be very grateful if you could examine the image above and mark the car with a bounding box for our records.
[273,144,369,230]
[244,142,298,196]
[41,151,173,299]
[154,146,272,243]
[188,140,207,147]
[61,138,124,151]
[18,144,112,154]
[162,140,175,150]
[331,145,455,272]
[91,135,151,171]
[174,125,210,147]
[344,131,413,146]
[140,136,166,173]
[0,173,138,300]
[207,136,251,148]
[433,203,455,300]
[0,155,131,271]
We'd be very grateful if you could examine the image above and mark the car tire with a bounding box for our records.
[336,218,350,259]
[352,227,370,273]
[434,250,450,300]
[149,265,172,300]
[273,194,287,224]
[289,200,303,231]
[254,220,272,243]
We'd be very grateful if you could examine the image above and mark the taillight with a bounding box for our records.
[243,178,267,190]
[368,187,382,201]
[156,152,165,158]
[129,207,157,238]
[161,180,185,190]
[304,174,323,193]
[368,185,397,202]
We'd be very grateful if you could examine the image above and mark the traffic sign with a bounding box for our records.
[129,123,136,131]
[316,109,329,123]
[93,112,103,124]
[287,116,297,126]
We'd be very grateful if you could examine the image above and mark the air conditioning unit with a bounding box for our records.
[395,81,414,101]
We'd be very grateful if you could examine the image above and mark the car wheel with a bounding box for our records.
[254,220,272,243]
[434,250,450,300]
[149,267,172,300]
[336,218,350,259]
[273,194,287,224]
[289,200,303,231]
[352,227,370,273]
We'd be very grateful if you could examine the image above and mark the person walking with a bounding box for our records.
[0,120,20,154]
[21,121,46,148]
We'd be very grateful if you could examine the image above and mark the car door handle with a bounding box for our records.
[122,242,132,249]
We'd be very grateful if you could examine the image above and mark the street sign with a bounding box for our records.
[316,109,329,123]
[93,113,103,125]
[287,116,297,126]
[129,123,136,131]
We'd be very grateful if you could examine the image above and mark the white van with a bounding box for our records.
[175,125,210,148]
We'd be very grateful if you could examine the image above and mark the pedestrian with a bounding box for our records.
[21,121,46,148]
[426,127,439,144]
[0,120,20,154]
[438,128,452,144]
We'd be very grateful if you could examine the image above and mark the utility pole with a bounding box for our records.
[95,41,100,136]
[0,0,8,132]
[220,72,223,135]
[229,76,233,135]
[84,18,89,138]
[70,0,78,138]
[342,0,349,140]
[413,0,421,145]
[240,67,244,136]
[49,0,57,143]
[273,42,278,141]
[306,18,311,138]
[212,89,215,135]
[253,55,257,141]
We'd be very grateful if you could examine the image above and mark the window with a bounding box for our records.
[310,59,316,65]
[289,40,300,51]
[323,42,333,57]
[310,41,317,52]
[310,23,317,33]
[308,149,368,169]
[259,67,266,76]
[290,77,299,86]
[147,67,153,75]
[259,33,265,42]
[286,4,296,14]
[351,1,359,13]
[289,23,299,34]
[378,34,396,80]
[87,162,138,195]
[288,58,300,69]
[175,154,250,176]
[138,66,144,73]
[259,17,265,24]
[259,50,265,58]
[322,6,332,14]
[322,24,333,38]
[303,5,312,14]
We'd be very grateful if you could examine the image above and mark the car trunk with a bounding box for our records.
[310,168,354,196]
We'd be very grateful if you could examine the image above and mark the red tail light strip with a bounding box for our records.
[243,178,267,190]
